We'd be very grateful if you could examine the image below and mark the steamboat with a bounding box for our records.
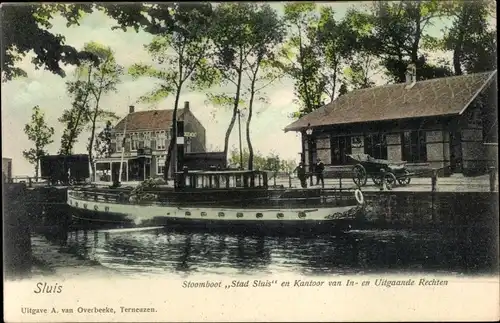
[67,169,365,234]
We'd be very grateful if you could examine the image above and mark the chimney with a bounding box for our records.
[405,63,417,89]
[184,101,190,111]
[129,105,135,114]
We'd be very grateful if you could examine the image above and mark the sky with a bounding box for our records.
[0,2,482,176]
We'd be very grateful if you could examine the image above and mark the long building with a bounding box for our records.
[285,69,498,176]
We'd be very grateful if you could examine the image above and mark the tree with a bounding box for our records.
[22,105,55,180]
[238,4,285,171]
[208,3,262,160]
[276,3,326,119]
[314,7,359,101]
[1,3,181,82]
[58,65,94,155]
[350,1,455,83]
[1,4,97,82]
[76,42,122,180]
[275,4,361,119]
[442,0,497,75]
[228,149,296,176]
[94,120,113,159]
[129,3,214,181]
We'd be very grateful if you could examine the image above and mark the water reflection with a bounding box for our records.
[62,227,497,276]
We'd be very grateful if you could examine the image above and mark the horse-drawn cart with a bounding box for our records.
[347,154,412,188]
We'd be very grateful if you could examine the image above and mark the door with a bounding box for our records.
[145,158,151,179]
[449,132,463,173]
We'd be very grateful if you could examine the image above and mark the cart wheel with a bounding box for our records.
[372,175,382,186]
[397,170,411,186]
[385,172,397,189]
[352,165,367,187]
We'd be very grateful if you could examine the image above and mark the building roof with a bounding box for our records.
[113,109,186,132]
[284,70,497,132]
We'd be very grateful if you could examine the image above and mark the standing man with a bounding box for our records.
[294,162,307,188]
[315,158,325,187]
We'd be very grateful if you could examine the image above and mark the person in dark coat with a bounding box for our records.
[315,158,325,187]
[294,162,307,188]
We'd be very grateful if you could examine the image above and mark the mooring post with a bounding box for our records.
[28,177,32,188]
[489,166,496,192]
[380,169,386,191]
[339,172,342,189]
[431,169,438,192]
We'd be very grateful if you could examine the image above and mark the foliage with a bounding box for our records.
[1,4,98,81]
[129,3,214,181]
[275,3,369,119]
[22,106,55,180]
[229,149,297,177]
[58,42,122,157]
[58,65,93,155]
[94,120,113,159]
[275,3,325,119]
[353,1,455,83]
[234,4,285,171]
[314,7,361,99]
[78,42,122,178]
[441,0,497,75]
[208,3,267,159]
[1,3,183,82]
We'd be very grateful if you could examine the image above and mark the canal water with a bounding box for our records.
[42,225,498,277]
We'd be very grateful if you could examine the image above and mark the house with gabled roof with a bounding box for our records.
[285,69,498,176]
[95,101,206,182]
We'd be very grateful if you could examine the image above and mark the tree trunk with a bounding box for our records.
[223,113,238,159]
[88,109,99,182]
[246,69,258,171]
[35,160,39,182]
[246,95,255,171]
[223,61,244,159]
[453,6,470,76]
[164,89,182,182]
[330,67,338,102]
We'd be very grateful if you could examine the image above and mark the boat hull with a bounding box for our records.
[67,190,363,234]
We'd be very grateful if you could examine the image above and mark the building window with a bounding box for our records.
[364,133,387,159]
[330,136,352,165]
[130,133,138,151]
[157,159,165,174]
[401,130,427,163]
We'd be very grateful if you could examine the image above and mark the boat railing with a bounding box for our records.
[70,189,132,204]
[69,185,359,206]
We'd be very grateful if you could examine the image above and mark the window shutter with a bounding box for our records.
[151,139,156,149]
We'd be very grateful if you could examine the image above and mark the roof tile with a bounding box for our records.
[113,109,185,132]
[285,70,497,132]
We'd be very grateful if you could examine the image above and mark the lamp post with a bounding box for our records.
[305,123,314,186]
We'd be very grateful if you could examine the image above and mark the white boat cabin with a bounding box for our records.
[175,170,269,191]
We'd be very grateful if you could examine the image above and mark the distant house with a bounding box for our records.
[2,157,12,181]
[95,101,206,182]
[285,69,498,176]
